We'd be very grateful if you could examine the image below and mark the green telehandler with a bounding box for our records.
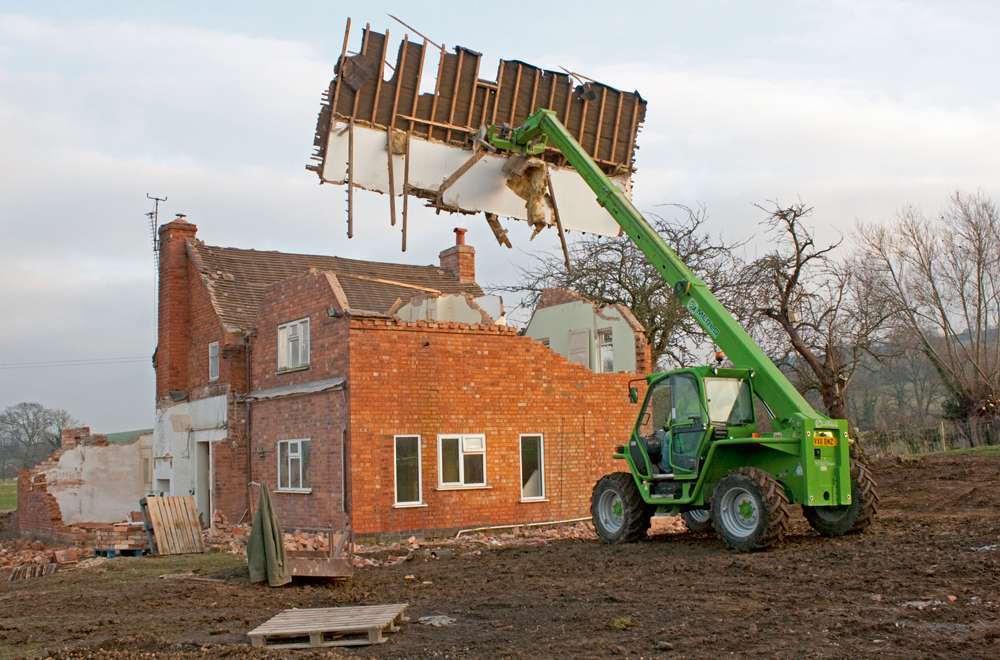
[487,110,878,551]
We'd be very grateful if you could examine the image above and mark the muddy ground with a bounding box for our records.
[2,449,999,659]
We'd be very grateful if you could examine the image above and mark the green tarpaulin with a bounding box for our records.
[247,485,291,587]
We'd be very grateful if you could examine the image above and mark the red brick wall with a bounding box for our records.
[245,271,349,528]
[248,391,348,529]
[15,455,87,544]
[347,319,644,535]
[252,271,345,391]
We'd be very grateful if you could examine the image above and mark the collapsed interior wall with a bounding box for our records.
[309,19,647,244]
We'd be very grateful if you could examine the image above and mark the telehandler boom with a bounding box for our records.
[488,110,877,551]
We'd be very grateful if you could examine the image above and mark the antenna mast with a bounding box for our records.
[146,194,167,343]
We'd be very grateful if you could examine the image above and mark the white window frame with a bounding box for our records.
[276,438,311,493]
[519,433,546,501]
[393,435,425,507]
[597,327,614,373]
[208,341,220,381]
[436,433,488,489]
[277,317,310,372]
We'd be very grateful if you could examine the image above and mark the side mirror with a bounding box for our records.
[628,386,639,404]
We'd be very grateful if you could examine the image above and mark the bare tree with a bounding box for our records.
[747,202,895,422]
[860,192,1000,427]
[496,204,750,368]
[0,402,77,470]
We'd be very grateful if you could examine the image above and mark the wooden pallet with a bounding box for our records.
[141,496,205,555]
[247,604,409,649]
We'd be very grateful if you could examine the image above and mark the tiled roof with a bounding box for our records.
[190,243,483,331]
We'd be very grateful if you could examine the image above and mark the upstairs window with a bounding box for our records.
[438,434,487,488]
[208,341,220,381]
[597,327,614,373]
[277,439,311,492]
[277,318,310,371]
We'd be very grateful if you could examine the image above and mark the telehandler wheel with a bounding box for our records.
[591,472,652,544]
[681,508,713,533]
[711,468,790,552]
[803,460,879,536]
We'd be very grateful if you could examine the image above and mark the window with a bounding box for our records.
[520,435,545,500]
[394,435,423,505]
[437,434,486,488]
[277,439,311,492]
[597,328,614,373]
[208,341,220,381]
[704,377,754,425]
[277,318,310,371]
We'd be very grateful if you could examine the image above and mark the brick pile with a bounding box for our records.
[1,538,88,582]
[94,522,148,553]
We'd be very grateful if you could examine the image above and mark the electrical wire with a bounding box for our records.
[0,356,149,370]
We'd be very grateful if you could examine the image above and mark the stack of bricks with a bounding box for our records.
[94,522,148,553]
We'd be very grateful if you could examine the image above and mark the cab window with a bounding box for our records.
[704,377,754,425]
[639,379,671,435]
[670,373,703,425]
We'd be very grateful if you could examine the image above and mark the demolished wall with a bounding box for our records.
[310,19,647,243]
[16,427,152,542]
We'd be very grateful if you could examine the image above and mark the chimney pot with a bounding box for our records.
[439,228,475,284]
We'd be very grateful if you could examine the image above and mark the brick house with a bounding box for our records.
[154,216,651,536]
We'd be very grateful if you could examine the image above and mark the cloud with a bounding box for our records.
[1,9,998,429]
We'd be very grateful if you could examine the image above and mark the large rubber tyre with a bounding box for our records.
[591,472,652,544]
[711,468,790,552]
[803,461,879,536]
[681,508,713,533]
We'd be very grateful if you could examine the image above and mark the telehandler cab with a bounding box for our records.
[488,110,878,551]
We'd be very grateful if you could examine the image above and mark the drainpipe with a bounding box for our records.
[244,331,254,515]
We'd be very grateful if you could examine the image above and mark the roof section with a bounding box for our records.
[190,242,483,331]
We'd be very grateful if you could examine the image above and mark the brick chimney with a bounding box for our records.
[156,215,198,402]
[439,227,475,284]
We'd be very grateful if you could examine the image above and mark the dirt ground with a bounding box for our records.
[3,449,1000,659]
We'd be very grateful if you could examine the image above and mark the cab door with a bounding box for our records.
[667,372,708,475]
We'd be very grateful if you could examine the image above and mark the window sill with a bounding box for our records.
[435,484,492,491]
[275,488,312,494]
[519,497,549,503]
[276,365,310,375]
[393,502,428,509]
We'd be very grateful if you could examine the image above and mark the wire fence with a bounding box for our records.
[859,417,1000,457]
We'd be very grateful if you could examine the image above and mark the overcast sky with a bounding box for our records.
[1,1,998,432]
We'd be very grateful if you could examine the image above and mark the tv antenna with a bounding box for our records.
[146,193,167,254]
[146,194,167,341]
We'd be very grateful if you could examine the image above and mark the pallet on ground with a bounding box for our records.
[247,603,409,649]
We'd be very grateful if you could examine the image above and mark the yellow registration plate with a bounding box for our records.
[814,434,838,447]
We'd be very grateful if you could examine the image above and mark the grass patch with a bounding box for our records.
[0,479,15,512]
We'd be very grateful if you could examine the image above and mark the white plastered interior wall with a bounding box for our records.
[153,394,227,520]
[525,300,638,373]
[323,121,625,237]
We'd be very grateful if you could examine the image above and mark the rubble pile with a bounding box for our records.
[0,538,88,582]
[283,530,330,553]
[203,513,249,556]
